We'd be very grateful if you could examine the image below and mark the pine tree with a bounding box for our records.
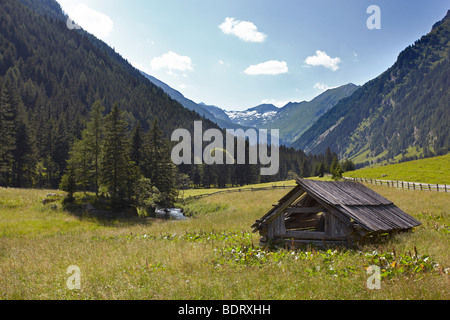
[83,100,105,196]
[191,164,202,188]
[324,147,333,173]
[69,138,91,193]
[156,141,178,206]
[101,104,133,207]
[142,119,178,207]
[143,119,163,184]
[59,164,76,202]
[318,162,325,178]
[0,78,16,186]
[300,159,310,178]
[12,97,35,187]
[330,156,343,180]
[130,121,143,168]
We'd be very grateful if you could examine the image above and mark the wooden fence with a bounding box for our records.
[343,177,449,192]
[184,177,449,201]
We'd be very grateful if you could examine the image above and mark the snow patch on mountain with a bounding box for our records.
[225,110,278,126]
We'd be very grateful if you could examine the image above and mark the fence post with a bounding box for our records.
[437,184,439,192]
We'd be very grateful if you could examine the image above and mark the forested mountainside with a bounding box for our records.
[141,71,243,130]
[292,10,450,164]
[0,0,340,191]
[0,0,217,188]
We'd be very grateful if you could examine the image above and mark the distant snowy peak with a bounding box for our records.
[247,103,279,114]
[225,104,279,127]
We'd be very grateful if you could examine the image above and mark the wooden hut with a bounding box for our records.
[252,178,421,247]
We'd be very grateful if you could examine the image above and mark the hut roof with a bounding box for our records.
[252,178,421,235]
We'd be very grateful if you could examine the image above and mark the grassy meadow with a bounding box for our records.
[344,154,450,184]
[0,182,449,300]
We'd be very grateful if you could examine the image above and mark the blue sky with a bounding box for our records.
[57,0,449,111]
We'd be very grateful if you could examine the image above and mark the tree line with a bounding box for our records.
[1,77,355,216]
[59,100,178,211]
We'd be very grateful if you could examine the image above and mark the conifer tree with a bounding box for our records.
[0,78,16,186]
[300,159,310,178]
[12,94,35,187]
[83,100,105,196]
[130,121,143,168]
[330,156,343,180]
[101,104,133,207]
[59,164,76,202]
[69,138,91,193]
[142,119,177,207]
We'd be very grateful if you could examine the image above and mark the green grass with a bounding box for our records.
[182,176,333,199]
[0,184,449,300]
[344,154,450,184]
[182,180,297,199]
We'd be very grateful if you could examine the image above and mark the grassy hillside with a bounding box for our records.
[344,154,450,184]
[0,185,449,300]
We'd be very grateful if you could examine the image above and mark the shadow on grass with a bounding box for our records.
[56,193,153,228]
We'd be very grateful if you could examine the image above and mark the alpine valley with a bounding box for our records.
[141,10,449,166]
[0,0,335,191]
[0,0,448,194]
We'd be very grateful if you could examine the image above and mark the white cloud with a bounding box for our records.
[219,17,267,43]
[64,3,113,39]
[131,60,148,73]
[314,82,337,92]
[218,60,231,68]
[150,51,194,75]
[305,50,341,71]
[244,60,288,75]
[314,82,330,92]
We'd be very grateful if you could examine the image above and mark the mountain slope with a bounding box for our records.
[292,11,450,162]
[140,72,243,129]
[225,84,358,146]
[0,0,220,188]
[267,84,359,144]
[8,0,218,135]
